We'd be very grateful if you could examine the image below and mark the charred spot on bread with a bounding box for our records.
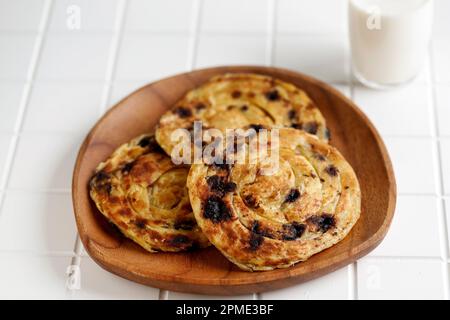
[231,90,242,98]
[265,89,280,101]
[195,102,206,111]
[302,121,318,135]
[288,109,297,120]
[170,235,191,246]
[307,214,336,233]
[134,218,147,229]
[91,171,112,194]
[173,219,196,231]
[282,222,306,240]
[206,175,237,196]
[325,127,331,140]
[203,196,232,223]
[325,165,339,177]
[314,153,326,161]
[249,232,264,251]
[249,124,265,131]
[243,194,258,208]
[284,189,300,203]
[173,106,192,118]
[240,105,249,111]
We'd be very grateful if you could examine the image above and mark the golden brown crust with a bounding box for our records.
[89,134,210,252]
[187,128,360,271]
[156,73,329,157]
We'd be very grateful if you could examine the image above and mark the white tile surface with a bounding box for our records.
[441,139,450,195]
[357,257,445,300]
[0,135,12,185]
[0,192,76,253]
[196,35,267,68]
[201,0,268,33]
[0,254,70,299]
[434,0,450,36]
[0,83,24,133]
[354,84,432,137]
[9,133,81,190]
[261,267,349,300]
[0,34,36,80]
[0,0,44,31]
[168,292,253,300]
[108,80,148,107]
[436,84,450,136]
[36,33,112,81]
[433,37,450,83]
[73,257,159,299]
[384,137,437,194]
[115,34,189,81]
[23,82,102,133]
[125,0,194,32]
[274,35,349,83]
[445,199,450,254]
[276,0,347,34]
[370,196,441,257]
[48,0,119,32]
[331,84,351,99]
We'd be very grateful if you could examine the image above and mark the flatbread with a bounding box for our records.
[89,134,210,252]
[156,73,329,158]
[187,128,360,271]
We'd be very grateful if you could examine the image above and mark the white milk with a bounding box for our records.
[349,0,434,88]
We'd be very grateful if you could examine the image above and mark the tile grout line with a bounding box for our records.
[161,0,203,301]
[99,0,128,115]
[68,0,129,297]
[428,40,450,300]
[0,0,53,216]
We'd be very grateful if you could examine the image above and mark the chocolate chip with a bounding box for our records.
[240,105,249,111]
[345,186,350,190]
[203,196,231,223]
[325,165,339,177]
[174,219,196,231]
[288,109,297,120]
[138,136,164,153]
[284,189,300,203]
[231,90,242,99]
[170,235,190,245]
[282,222,306,240]
[249,124,265,131]
[134,219,147,229]
[173,106,192,118]
[249,233,264,251]
[265,89,280,101]
[303,121,318,135]
[243,194,258,208]
[307,214,336,232]
[206,175,236,197]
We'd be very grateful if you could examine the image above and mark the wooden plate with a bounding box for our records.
[72,66,396,295]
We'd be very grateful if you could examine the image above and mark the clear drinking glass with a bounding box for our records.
[349,0,434,89]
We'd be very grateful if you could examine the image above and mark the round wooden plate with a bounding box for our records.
[72,66,396,295]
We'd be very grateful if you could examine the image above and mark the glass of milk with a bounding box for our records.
[349,0,434,89]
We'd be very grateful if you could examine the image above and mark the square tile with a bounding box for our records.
[0,192,77,253]
[36,33,112,81]
[0,0,45,31]
[434,0,450,36]
[73,257,159,299]
[9,133,82,190]
[384,137,436,194]
[125,0,194,32]
[0,135,12,185]
[261,267,349,300]
[201,0,268,33]
[0,254,70,299]
[0,83,24,133]
[353,84,432,137]
[168,291,253,300]
[436,84,450,136]
[48,0,119,32]
[274,35,349,83]
[196,35,267,68]
[357,257,444,299]
[433,37,450,83]
[441,139,450,195]
[108,80,148,107]
[277,0,347,34]
[115,34,189,81]
[370,196,441,257]
[23,82,102,133]
[0,34,36,80]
